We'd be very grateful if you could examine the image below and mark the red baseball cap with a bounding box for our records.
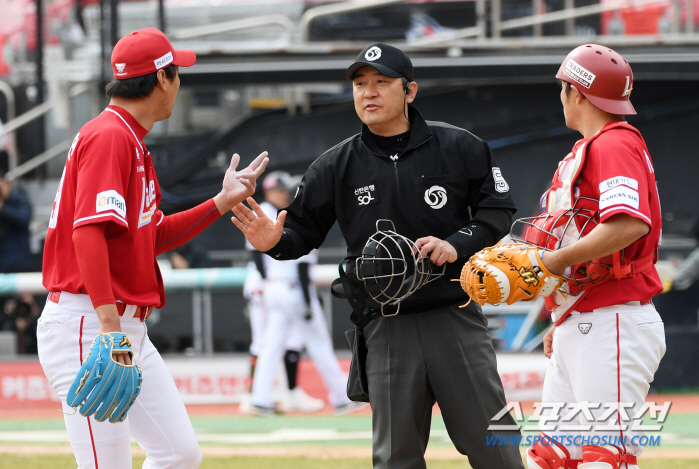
[111,28,196,79]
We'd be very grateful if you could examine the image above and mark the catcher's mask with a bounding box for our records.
[355,219,445,316]
[510,197,615,292]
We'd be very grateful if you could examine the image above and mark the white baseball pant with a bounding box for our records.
[37,292,201,469]
[251,280,350,408]
[539,303,665,467]
[248,289,304,357]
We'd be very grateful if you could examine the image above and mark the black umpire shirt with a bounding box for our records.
[266,107,517,313]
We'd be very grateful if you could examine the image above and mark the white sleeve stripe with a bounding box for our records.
[156,211,165,226]
[600,206,651,224]
[644,150,654,174]
[104,108,144,153]
[74,213,129,226]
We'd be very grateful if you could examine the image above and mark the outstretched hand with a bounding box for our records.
[231,197,286,252]
[214,152,269,214]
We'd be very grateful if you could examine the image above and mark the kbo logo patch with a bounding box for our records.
[424,185,447,209]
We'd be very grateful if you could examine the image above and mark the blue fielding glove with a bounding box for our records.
[66,332,143,423]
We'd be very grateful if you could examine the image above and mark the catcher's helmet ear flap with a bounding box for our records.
[556,44,635,115]
[356,220,444,316]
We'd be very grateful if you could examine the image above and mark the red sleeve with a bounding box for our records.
[72,223,116,309]
[154,198,221,256]
[73,128,132,236]
[586,130,653,226]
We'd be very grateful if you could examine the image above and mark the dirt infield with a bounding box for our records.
[0,444,697,460]
[184,394,699,418]
[0,393,696,420]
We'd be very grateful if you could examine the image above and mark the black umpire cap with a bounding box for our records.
[345,43,414,82]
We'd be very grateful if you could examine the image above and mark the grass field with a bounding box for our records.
[0,397,697,468]
[1,456,698,469]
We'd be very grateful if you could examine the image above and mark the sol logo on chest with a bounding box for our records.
[354,184,378,207]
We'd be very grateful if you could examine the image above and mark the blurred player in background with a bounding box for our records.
[526,45,665,469]
[241,170,324,414]
[245,171,363,416]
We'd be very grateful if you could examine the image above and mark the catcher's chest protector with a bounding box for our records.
[539,122,655,319]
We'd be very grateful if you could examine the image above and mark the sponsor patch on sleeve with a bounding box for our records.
[599,176,638,193]
[96,190,127,218]
[599,186,639,211]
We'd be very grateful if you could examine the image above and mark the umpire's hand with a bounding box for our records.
[231,197,286,252]
[414,236,457,266]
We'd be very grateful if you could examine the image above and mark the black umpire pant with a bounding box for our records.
[363,303,524,469]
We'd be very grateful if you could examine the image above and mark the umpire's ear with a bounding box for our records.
[406,81,418,104]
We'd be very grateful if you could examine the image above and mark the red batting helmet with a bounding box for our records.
[556,44,636,116]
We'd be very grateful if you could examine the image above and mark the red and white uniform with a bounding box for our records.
[538,123,666,467]
[38,105,221,469]
[43,105,166,307]
[544,121,662,319]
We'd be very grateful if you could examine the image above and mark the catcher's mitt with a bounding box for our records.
[67,332,143,423]
[458,242,564,306]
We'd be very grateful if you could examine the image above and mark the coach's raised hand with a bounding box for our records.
[231,197,286,252]
[214,151,269,214]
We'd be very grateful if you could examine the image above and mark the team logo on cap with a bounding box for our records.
[424,185,447,209]
[115,63,126,76]
[365,46,382,62]
[622,76,633,97]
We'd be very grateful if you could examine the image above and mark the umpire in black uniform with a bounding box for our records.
[232,43,525,469]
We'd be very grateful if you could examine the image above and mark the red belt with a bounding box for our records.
[48,291,153,321]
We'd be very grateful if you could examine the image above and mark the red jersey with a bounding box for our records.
[573,123,663,311]
[43,105,167,308]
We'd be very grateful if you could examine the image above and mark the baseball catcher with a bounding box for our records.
[67,332,142,423]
